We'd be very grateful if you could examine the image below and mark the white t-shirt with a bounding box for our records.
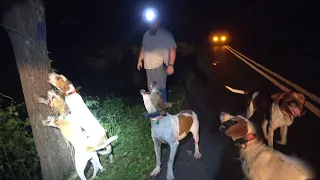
[142,27,177,69]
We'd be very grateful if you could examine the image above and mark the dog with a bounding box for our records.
[219,112,315,180]
[47,72,108,148]
[140,82,201,180]
[38,88,70,119]
[225,85,305,148]
[38,89,118,180]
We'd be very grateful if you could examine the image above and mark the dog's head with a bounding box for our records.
[48,72,73,94]
[272,91,305,117]
[47,89,70,116]
[140,81,172,116]
[219,112,255,141]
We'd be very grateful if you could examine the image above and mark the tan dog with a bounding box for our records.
[225,86,305,148]
[38,89,118,180]
[219,112,315,180]
[140,82,201,180]
[47,72,109,148]
[38,89,70,119]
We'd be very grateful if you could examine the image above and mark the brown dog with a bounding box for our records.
[225,86,305,148]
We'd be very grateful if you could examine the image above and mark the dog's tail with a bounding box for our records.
[86,135,118,152]
[96,135,118,155]
[97,145,112,155]
[225,86,248,95]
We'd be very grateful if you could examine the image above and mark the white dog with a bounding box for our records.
[47,72,110,148]
[140,82,201,180]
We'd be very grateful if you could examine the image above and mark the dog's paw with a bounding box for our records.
[100,168,106,172]
[194,152,201,159]
[41,120,50,126]
[38,97,48,104]
[276,140,287,145]
[150,166,161,176]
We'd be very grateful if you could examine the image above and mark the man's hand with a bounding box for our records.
[166,65,174,75]
[137,60,143,70]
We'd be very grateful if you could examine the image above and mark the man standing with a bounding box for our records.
[137,16,177,102]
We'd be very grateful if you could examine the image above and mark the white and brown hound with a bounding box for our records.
[219,112,315,180]
[140,82,201,180]
[225,85,305,148]
[38,89,118,180]
[47,72,111,148]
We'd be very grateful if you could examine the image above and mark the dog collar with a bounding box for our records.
[144,112,166,125]
[144,111,161,119]
[58,114,70,120]
[234,133,256,149]
[66,89,76,96]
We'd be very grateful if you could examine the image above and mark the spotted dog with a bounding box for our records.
[140,82,201,180]
[225,85,305,148]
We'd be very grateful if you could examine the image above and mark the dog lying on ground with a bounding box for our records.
[225,85,305,148]
[47,72,110,148]
[219,112,315,180]
[140,82,201,180]
[38,89,118,180]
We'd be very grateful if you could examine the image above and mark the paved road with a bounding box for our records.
[152,46,320,180]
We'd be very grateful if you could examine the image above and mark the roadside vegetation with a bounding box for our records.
[0,42,197,180]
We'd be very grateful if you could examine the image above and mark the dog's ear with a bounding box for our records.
[59,74,68,81]
[156,101,169,116]
[164,102,172,110]
[225,117,248,138]
[271,92,285,103]
[56,78,71,93]
[295,92,305,104]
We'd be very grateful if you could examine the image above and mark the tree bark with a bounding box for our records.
[3,0,75,179]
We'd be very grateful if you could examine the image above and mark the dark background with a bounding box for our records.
[1,0,319,102]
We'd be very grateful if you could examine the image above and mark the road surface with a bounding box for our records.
[152,46,320,180]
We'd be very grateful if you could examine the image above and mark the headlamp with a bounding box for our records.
[143,8,158,23]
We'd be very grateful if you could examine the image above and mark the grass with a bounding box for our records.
[80,83,188,180]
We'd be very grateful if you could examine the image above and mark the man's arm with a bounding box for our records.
[168,47,176,66]
[138,47,144,62]
[161,28,177,67]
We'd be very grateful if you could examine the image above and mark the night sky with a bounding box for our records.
[1,0,319,101]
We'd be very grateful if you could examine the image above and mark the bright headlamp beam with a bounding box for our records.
[143,8,158,22]
[145,9,156,21]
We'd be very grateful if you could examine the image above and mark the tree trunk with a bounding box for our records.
[3,0,75,179]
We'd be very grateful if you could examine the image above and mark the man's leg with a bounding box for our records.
[146,69,153,91]
[146,66,168,102]
[156,65,168,102]
[159,88,168,102]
